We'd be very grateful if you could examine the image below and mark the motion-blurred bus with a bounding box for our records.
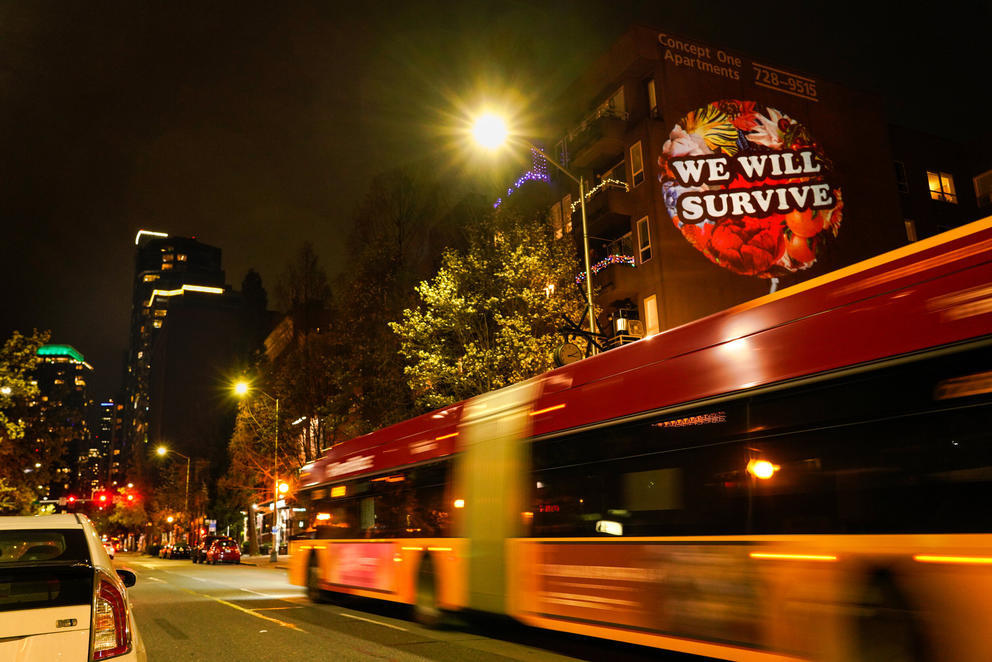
[289,218,992,661]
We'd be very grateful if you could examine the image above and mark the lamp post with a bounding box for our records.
[156,446,190,516]
[472,113,598,351]
[235,381,280,562]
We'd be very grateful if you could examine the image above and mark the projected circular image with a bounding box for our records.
[658,100,842,278]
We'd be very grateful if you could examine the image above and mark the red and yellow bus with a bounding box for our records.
[290,218,992,661]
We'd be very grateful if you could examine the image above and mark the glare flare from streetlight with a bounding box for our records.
[156,446,167,456]
[234,381,250,396]
[472,113,508,149]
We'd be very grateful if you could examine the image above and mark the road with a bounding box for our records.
[118,552,701,662]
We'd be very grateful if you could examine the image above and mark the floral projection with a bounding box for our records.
[658,100,842,278]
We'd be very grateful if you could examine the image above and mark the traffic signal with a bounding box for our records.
[98,493,108,503]
[126,494,135,502]
[67,495,76,504]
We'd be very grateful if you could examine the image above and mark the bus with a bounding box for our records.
[289,217,992,662]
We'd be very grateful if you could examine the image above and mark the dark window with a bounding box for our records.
[307,460,451,539]
[893,161,908,193]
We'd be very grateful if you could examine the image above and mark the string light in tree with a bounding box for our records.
[493,148,551,208]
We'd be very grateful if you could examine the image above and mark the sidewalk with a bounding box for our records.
[238,553,291,570]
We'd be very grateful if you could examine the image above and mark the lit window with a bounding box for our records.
[154,309,167,317]
[162,263,173,270]
[142,274,159,283]
[646,79,658,118]
[974,169,992,208]
[643,294,659,336]
[927,170,957,203]
[636,216,652,263]
[176,254,187,262]
[630,141,644,187]
[153,320,162,328]
[904,219,918,242]
[162,254,173,262]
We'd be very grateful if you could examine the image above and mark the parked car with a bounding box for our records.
[191,535,219,564]
[158,543,173,559]
[0,513,146,661]
[205,538,241,565]
[169,542,191,559]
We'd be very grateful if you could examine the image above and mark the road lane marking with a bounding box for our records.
[176,586,306,632]
[252,607,302,611]
[145,577,166,583]
[241,588,277,597]
[338,613,409,632]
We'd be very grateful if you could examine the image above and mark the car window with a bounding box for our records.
[0,530,92,613]
[0,530,88,564]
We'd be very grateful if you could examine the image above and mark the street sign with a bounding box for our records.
[207,519,217,533]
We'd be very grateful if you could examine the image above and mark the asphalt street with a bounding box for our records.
[118,552,694,662]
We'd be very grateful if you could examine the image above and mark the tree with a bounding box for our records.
[0,330,76,515]
[390,210,589,411]
[219,398,298,555]
[0,330,46,440]
[331,167,484,432]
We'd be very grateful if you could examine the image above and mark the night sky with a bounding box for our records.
[1,1,987,397]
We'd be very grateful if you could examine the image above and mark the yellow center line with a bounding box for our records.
[252,606,302,611]
[176,586,306,632]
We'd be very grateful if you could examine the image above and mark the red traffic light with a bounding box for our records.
[98,494,108,503]
[126,494,134,502]
[67,496,76,503]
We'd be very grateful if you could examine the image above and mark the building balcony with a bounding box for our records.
[560,111,630,171]
[595,258,641,303]
[576,255,640,304]
[571,181,634,239]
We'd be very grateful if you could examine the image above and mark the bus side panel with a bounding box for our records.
[291,538,469,608]
[457,379,541,613]
[506,536,992,662]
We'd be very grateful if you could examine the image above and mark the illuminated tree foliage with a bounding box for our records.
[390,211,588,411]
[0,330,76,514]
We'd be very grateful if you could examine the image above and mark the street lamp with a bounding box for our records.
[156,446,190,515]
[472,112,598,351]
[234,380,280,562]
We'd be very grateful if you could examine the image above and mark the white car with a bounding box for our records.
[0,514,146,661]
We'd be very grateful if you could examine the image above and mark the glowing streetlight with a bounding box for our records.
[166,516,174,524]
[1,386,11,395]
[278,482,289,495]
[156,446,191,514]
[234,381,281,562]
[472,113,508,150]
[471,111,597,350]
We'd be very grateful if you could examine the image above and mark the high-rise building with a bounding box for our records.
[124,231,228,453]
[508,26,910,348]
[34,344,92,497]
[124,230,247,479]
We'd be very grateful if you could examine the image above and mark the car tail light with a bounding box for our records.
[92,577,130,659]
